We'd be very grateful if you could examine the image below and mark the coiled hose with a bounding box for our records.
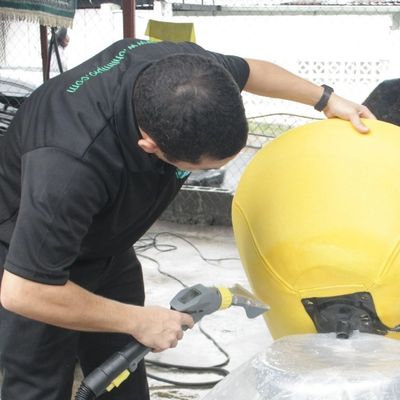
[74,383,95,400]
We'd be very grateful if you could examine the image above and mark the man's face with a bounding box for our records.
[159,153,237,172]
[138,127,239,171]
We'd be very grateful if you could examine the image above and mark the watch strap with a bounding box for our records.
[314,84,334,111]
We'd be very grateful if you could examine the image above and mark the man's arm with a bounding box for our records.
[0,270,194,352]
[244,58,375,133]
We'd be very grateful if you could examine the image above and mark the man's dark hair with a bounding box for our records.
[133,54,248,164]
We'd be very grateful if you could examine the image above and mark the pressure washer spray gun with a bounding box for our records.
[75,283,269,400]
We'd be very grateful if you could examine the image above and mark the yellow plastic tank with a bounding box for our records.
[232,119,400,339]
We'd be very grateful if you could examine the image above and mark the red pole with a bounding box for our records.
[123,0,136,38]
[39,25,48,82]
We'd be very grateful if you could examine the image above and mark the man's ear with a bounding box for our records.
[137,131,160,154]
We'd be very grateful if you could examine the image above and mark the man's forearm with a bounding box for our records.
[0,269,194,352]
[0,269,137,334]
[244,58,324,106]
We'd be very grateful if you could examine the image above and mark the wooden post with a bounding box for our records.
[39,25,48,82]
[123,0,136,38]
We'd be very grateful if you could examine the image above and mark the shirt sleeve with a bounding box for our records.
[4,147,109,285]
[207,51,250,91]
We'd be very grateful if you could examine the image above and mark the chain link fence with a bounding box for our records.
[1,1,399,220]
[0,4,122,133]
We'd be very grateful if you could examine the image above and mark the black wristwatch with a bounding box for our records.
[314,84,334,111]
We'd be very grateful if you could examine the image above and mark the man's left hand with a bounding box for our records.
[324,93,376,133]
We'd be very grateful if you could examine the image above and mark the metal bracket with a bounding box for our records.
[302,292,390,339]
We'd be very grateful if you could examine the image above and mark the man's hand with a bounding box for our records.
[323,93,376,133]
[129,306,194,352]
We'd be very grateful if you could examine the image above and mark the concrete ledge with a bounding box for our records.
[160,185,234,226]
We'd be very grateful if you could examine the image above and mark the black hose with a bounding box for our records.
[74,383,96,400]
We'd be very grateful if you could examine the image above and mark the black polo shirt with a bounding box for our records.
[0,39,249,285]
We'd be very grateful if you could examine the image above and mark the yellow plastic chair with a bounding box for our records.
[145,19,196,43]
[232,119,400,340]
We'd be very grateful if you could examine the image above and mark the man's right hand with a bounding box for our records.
[129,305,194,352]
